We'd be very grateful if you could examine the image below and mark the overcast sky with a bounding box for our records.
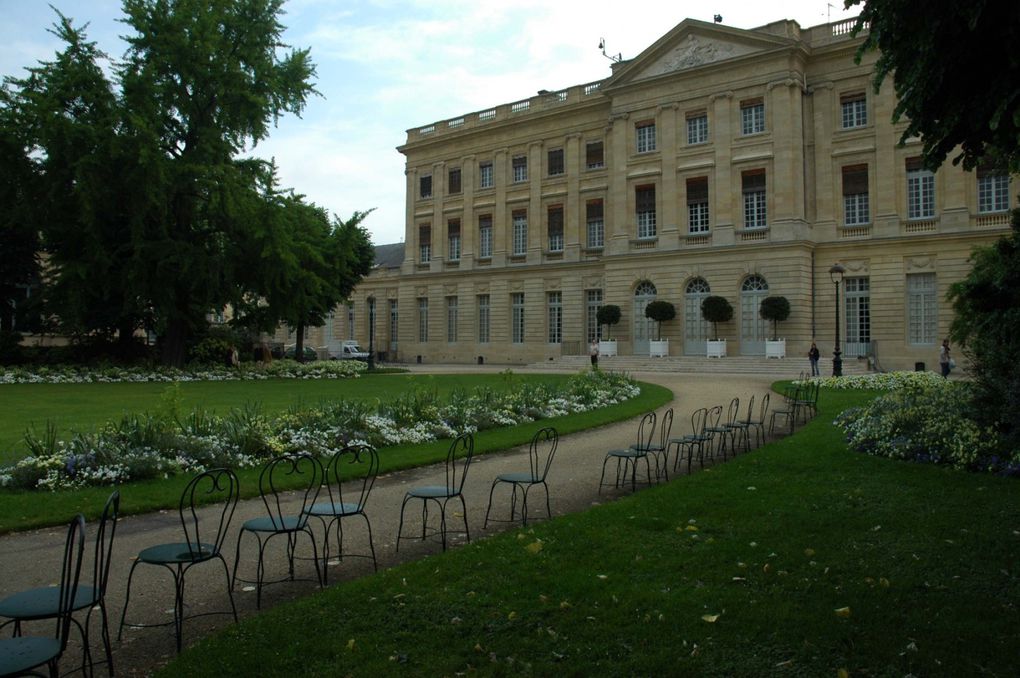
[0,0,859,246]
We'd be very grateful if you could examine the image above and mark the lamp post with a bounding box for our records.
[367,296,376,371]
[829,262,846,377]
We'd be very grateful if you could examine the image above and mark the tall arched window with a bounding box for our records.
[684,278,711,355]
[740,275,769,355]
[633,281,657,355]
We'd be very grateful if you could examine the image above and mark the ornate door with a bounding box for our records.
[740,275,769,355]
[632,281,657,356]
[684,278,711,355]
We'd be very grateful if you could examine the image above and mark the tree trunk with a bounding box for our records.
[161,316,188,367]
[116,319,137,360]
[295,320,306,362]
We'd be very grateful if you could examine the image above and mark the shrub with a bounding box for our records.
[596,304,621,340]
[759,296,790,340]
[644,300,676,340]
[701,296,733,340]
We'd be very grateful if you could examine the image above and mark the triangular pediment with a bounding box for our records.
[604,19,800,89]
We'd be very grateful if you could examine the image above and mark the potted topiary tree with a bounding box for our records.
[596,304,621,357]
[760,295,790,358]
[644,300,675,357]
[701,295,733,358]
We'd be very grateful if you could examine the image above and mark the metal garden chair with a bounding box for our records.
[484,427,559,528]
[599,411,656,493]
[668,407,709,475]
[699,404,725,463]
[633,408,673,481]
[744,392,770,448]
[119,468,239,652]
[232,453,323,609]
[397,432,475,552]
[0,491,118,677]
[305,444,380,584]
[769,384,803,437]
[725,394,754,455]
[0,514,85,678]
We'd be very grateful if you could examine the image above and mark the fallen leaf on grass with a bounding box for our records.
[346,639,356,651]
[525,540,543,554]
[834,607,851,618]
[701,613,720,623]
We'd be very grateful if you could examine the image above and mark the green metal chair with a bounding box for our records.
[599,411,656,493]
[635,408,673,481]
[668,407,710,475]
[484,427,559,528]
[233,453,323,608]
[119,468,239,652]
[0,491,119,677]
[0,514,85,678]
[397,432,474,552]
[304,444,380,584]
[744,392,770,448]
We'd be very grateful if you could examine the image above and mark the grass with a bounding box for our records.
[162,386,1020,677]
[0,372,569,463]
[0,376,672,534]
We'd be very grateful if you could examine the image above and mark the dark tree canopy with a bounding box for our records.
[644,300,676,340]
[850,0,1020,172]
[596,304,621,340]
[759,296,791,341]
[701,296,733,340]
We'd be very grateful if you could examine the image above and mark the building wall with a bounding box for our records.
[303,17,1015,370]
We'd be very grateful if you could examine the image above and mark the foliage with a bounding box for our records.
[0,359,365,385]
[759,296,790,340]
[948,208,1020,455]
[0,370,640,491]
[850,0,1020,173]
[804,370,946,391]
[644,300,675,340]
[701,295,733,340]
[596,304,621,340]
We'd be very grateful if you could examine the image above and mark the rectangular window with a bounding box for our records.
[687,112,708,145]
[512,210,528,256]
[547,292,562,344]
[586,140,605,169]
[477,295,490,343]
[742,170,767,229]
[586,199,605,249]
[479,161,493,189]
[418,224,431,263]
[547,205,564,252]
[907,273,937,345]
[446,296,458,342]
[347,303,355,341]
[447,219,461,261]
[419,174,432,199]
[686,177,710,233]
[512,155,528,183]
[478,215,493,258]
[636,185,656,238]
[906,157,935,219]
[448,167,461,194]
[740,99,765,135]
[417,298,429,343]
[978,168,1010,213]
[511,293,525,344]
[586,289,603,342]
[389,300,398,349]
[547,148,564,176]
[840,92,867,129]
[842,164,870,226]
[636,120,656,153]
[844,277,871,356]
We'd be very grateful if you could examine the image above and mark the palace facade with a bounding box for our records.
[297,16,1015,370]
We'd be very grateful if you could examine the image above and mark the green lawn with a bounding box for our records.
[0,372,569,463]
[163,386,1020,677]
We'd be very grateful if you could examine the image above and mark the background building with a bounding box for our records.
[302,16,1015,371]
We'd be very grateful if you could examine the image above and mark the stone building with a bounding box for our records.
[300,16,1014,370]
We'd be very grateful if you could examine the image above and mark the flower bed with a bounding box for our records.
[0,359,366,385]
[0,370,640,491]
[803,370,946,391]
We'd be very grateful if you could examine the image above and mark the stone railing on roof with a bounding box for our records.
[806,17,869,46]
[406,79,605,143]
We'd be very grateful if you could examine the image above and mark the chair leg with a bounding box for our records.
[117,559,142,642]
[519,484,530,526]
[360,513,378,572]
[216,555,238,625]
[483,479,500,528]
[542,481,552,519]
[458,494,471,544]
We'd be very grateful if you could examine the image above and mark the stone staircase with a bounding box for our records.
[527,354,872,377]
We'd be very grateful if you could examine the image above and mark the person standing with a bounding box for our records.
[939,339,951,378]
[808,341,820,377]
[589,340,600,370]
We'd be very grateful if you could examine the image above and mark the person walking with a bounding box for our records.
[589,340,600,370]
[808,341,820,377]
[939,339,952,378]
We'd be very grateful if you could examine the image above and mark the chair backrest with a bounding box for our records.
[725,397,740,425]
[55,514,86,653]
[690,407,709,435]
[258,453,323,529]
[810,381,821,405]
[657,408,674,448]
[444,432,475,495]
[705,405,722,432]
[179,468,239,560]
[635,411,656,450]
[322,444,380,513]
[527,427,559,481]
[757,392,770,421]
[92,490,120,598]
[742,394,756,424]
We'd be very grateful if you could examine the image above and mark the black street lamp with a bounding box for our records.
[829,262,846,377]
[367,296,376,371]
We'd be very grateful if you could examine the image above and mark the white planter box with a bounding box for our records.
[598,340,618,357]
[707,339,727,358]
[649,339,669,357]
[765,338,786,359]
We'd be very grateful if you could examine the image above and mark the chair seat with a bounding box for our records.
[0,585,98,621]
[306,501,363,517]
[241,515,308,533]
[407,485,459,499]
[668,435,697,444]
[0,636,61,675]
[137,541,219,565]
[630,444,665,453]
[606,448,644,459]
[495,472,541,484]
